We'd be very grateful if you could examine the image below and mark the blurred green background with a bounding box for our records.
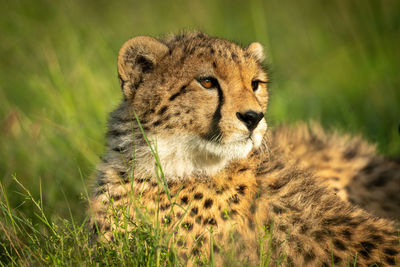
[1,0,399,222]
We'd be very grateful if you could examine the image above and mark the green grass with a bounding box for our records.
[0,0,399,265]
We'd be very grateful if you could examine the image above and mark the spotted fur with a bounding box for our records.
[272,123,400,221]
[89,32,399,266]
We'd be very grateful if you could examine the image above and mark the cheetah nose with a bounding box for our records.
[236,110,264,131]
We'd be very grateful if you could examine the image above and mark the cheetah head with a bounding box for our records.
[117,32,268,178]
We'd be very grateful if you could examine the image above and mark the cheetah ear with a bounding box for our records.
[117,36,169,99]
[246,42,265,62]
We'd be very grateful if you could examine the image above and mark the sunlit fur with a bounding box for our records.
[89,33,400,266]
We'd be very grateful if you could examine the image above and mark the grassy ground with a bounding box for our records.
[0,0,399,265]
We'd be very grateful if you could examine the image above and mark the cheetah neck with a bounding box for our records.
[131,134,254,181]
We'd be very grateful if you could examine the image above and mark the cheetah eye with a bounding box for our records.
[197,77,219,89]
[251,80,267,91]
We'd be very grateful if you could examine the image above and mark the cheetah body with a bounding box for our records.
[89,32,400,266]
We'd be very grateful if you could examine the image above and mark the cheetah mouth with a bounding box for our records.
[235,130,265,148]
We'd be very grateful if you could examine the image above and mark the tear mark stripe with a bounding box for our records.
[169,85,188,101]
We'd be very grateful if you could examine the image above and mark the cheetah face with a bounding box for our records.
[117,33,268,176]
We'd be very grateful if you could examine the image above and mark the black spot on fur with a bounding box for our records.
[300,224,309,234]
[190,207,198,217]
[333,239,346,251]
[204,199,213,209]
[368,234,382,243]
[272,161,285,171]
[181,222,193,231]
[228,194,240,204]
[358,249,370,259]
[152,120,162,127]
[212,61,217,68]
[342,229,352,240]
[220,211,228,220]
[213,244,220,253]
[311,230,326,242]
[250,203,257,214]
[344,145,358,159]
[278,224,288,231]
[362,160,378,174]
[367,172,389,187]
[195,216,202,224]
[271,204,286,214]
[333,255,342,264]
[361,241,376,253]
[236,185,247,195]
[248,218,255,230]
[191,248,199,256]
[303,250,315,263]
[136,178,146,184]
[384,248,398,256]
[112,195,121,201]
[385,256,395,265]
[204,218,217,226]
[194,192,203,200]
[180,196,188,205]
[267,177,289,191]
[162,215,171,225]
[158,106,168,115]
[216,186,226,194]
[237,167,248,173]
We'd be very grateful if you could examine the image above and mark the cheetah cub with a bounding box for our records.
[89,32,399,266]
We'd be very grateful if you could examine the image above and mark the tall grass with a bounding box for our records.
[0,0,399,265]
